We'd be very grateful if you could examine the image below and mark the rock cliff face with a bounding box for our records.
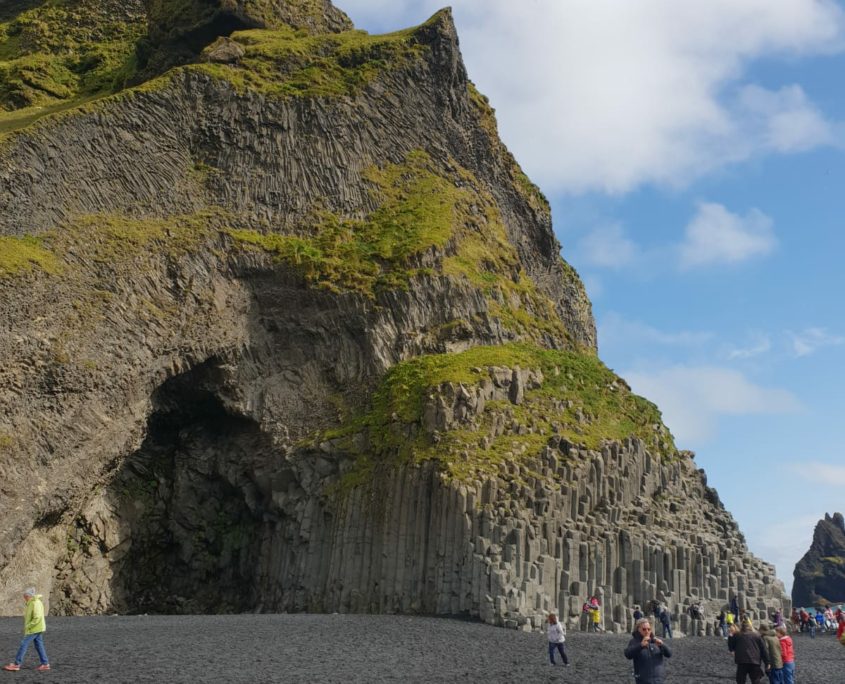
[0,0,788,630]
[792,512,845,607]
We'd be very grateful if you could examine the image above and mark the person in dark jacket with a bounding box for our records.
[625,617,671,684]
[658,607,672,639]
[727,621,769,684]
[717,611,728,638]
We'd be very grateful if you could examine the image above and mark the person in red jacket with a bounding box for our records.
[775,625,795,684]
[837,614,845,643]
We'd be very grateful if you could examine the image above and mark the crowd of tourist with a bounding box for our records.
[790,605,843,636]
[3,583,843,679]
[542,593,845,683]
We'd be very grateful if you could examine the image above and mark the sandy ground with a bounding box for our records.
[0,614,841,682]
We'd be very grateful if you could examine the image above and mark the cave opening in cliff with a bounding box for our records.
[58,361,283,615]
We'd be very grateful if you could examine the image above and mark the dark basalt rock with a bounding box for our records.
[792,512,845,606]
[0,1,788,631]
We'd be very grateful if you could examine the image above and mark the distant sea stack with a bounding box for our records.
[792,512,845,607]
[0,0,789,632]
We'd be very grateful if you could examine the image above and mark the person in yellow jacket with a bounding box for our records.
[3,588,50,672]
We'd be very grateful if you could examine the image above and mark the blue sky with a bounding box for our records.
[339,0,845,592]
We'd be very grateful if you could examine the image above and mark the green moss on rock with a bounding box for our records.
[146,0,351,44]
[59,211,221,263]
[0,235,61,277]
[229,151,469,295]
[0,0,145,132]
[327,343,676,487]
[194,21,425,98]
[0,209,233,283]
[228,149,570,345]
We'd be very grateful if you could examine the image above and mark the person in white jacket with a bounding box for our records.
[547,614,569,666]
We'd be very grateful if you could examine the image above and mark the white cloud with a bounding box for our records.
[576,224,639,268]
[679,202,777,268]
[737,84,837,152]
[623,365,801,442]
[726,333,772,360]
[342,0,845,194]
[599,313,713,351]
[788,327,845,357]
[790,461,845,486]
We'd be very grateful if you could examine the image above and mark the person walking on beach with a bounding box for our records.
[546,614,569,666]
[2,588,50,672]
[758,624,783,684]
[774,626,794,684]
[590,603,602,633]
[625,617,671,684]
[727,620,768,684]
[718,611,728,638]
[658,606,672,639]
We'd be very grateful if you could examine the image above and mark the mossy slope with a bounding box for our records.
[193,13,436,98]
[0,0,358,133]
[324,343,676,487]
[228,149,568,345]
[145,0,352,47]
[0,0,145,112]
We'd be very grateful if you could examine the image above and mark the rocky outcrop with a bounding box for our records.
[0,0,787,629]
[792,512,845,607]
[140,0,353,77]
[49,367,786,632]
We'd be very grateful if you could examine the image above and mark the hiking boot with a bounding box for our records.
[2,664,20,671]
[36,664,50,671]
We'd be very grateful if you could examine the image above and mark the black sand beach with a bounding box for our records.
[0,614,841,683]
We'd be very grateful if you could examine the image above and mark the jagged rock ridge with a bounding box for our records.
[0,0,788,630]
[792,512,845,606]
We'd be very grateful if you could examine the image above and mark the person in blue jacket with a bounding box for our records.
[625,617,671,684]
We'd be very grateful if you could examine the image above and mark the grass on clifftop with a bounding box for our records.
[193,20,427,98]
[0,0,145,133]
[326,343,675,487]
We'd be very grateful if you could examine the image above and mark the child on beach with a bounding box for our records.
[546,614,569,666]
[3,588,50,672]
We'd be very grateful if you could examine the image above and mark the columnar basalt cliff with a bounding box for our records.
[0,0,788,631]
[792,512,845,607]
